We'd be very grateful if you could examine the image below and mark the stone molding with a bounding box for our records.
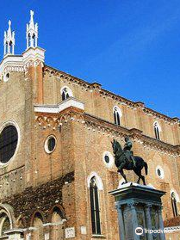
[0,55,24,80]
[44,65,180,125]
[84,113,180,156]
[34,97,84,114]
[35,107,84,130]
[22,47,45,66]
[0,47,45,80]
[34,108,180,155]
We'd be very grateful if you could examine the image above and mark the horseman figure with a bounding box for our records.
[123,136,136,168]
[111,138,148,185]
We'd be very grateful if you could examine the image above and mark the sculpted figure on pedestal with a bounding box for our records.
[111,137,148,185]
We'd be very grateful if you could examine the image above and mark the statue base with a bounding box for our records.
[109,182,166,240]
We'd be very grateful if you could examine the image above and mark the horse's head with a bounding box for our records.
[111,139,122,155]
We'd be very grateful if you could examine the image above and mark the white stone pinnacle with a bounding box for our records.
[26,10,38,49]
[4,20,15,56]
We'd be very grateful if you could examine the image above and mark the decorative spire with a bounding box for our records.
[26,10,38,49]
[4,20,15,56]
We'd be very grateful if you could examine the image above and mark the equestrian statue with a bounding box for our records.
[111,137,148,185]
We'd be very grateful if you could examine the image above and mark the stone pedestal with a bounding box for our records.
[109,183,166,240]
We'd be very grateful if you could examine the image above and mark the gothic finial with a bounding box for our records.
[26,10,38,49]
[30,10,34,18]
[30,10,34,27]
[8,20,11,28]
[4,20,15,56]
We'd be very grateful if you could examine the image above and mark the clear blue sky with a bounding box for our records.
[0,0,180,118]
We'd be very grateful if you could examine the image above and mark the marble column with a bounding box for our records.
[129,202,140,240]
[145,204,153,240]
[158,207,166,240]
[115,203,125,240]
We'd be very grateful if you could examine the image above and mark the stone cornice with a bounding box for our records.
[0,55,24,80]
[22,47,45,66]
[84,113,180,156]
[143,107,179,124]
[44,65,180,125]
[0,47,45,81]
[35,107,84,130]
[34,97,84,114]
[34,108,180,155]
[44,65,94,90]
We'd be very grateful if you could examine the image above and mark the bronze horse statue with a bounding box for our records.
[111,139,148,185]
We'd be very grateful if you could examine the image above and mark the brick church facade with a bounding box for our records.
[0,11,180,240]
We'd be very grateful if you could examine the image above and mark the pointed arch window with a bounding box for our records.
[90,177,101,235]
[28,34,31,47]
[33,212,44,240]
[61,87,73,101]
[171,192,178,217]
[154,122,161,140]
[113,106,121,126]
[0,212,11,236]
[51,207,64,240]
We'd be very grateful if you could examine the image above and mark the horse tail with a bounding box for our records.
[144,162,148,175]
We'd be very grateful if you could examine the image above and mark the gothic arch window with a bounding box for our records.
[154,121,161,140]
[17,217,25,229]
[0,213,11,236]
[9,41,13,54]
[113,106,122,126]
[171,192,178,217]
[33,212,44,240]
[32,34,36,47]
[90,176,101,235]
[51,207,64,240]
[60,86,73,101]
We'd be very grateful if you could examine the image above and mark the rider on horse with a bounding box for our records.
[124,136,136,167]
[111,138,148,185]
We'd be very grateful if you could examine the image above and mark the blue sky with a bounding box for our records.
[0,0,180,118]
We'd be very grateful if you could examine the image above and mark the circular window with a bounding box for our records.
[157,169,161,177]
[45,136,56,154]
[156,166,164,179]
[4,73,10,82]
[103,151,114,168]
[104,155,110,164]
[0,125,18,164]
